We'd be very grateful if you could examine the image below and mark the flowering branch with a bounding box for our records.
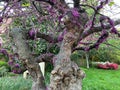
[80,18,120,40]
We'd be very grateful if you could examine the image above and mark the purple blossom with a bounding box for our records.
[58,30,67,42]
[15,63,20,68]
[8,60,14,65]
[50,0,56,3]
[17,69,22,74]
[29,29,35,37]
[110,27,118,34]
[29,29,36,39]
[47,7,55,15]
[97,5,103,10]
[84,47,90,51]
[97,2,104,10]
[0,17,3,23]
[0,49,8,56]
[12,70,17,73]
[99,0,106,2]
[94,31,108,50]
[71,8,80,17]
[58,15,63,22]
[95,44,99,49]
[104,0,109,4]
[97,0,110,10]
[99,0,109,4]
[9,54,14,59]
[108,18,114,26]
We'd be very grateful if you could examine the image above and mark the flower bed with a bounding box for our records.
[97,62,118,70]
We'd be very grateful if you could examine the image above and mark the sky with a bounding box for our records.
[102,0,120,19]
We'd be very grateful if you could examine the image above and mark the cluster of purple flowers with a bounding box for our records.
[0,17,3,23]
[97,0,109,10]
[57,29,67,42]
[71,8,80,17]
[8,54,22,74]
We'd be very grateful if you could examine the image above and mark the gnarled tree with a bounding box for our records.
[0,0,120,90]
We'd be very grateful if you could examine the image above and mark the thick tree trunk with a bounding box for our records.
[49,23,85,90]
[10,27,46,90]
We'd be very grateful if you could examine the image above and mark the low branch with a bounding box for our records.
[31,1,48,15]
[35,0,55,6]
[37,32,59,43]
[34,53,55,64]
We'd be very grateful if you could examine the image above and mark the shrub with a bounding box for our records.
[71,46,120,67]
[0,61,10,70]
[97,63,118,70]
[87,47,120,64]
[0,61,8,67]
[0,53,9,62]
[0,66,9,76]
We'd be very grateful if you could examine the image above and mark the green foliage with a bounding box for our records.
[45,62,53,73]
[88,47,115,62]
[49,45,59,54]
[21,0,30,7]
[6,72,18,77]
[0,66,9,77]
[0,61,8,68]
[90,49,120,64]
[28,40,47,54]
[0,54,9,62]
[45,72,50,85]
[108,1,115,6]
[0,61,10,76]
[71,43,120,66]
[87,41,120,63]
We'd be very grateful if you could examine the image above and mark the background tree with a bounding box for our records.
[0,0,120,90]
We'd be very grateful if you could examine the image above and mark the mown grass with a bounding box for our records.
[82,68,120,90]
[0,75,32,90]
[0,68,120,90]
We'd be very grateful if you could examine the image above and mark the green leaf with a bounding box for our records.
[108,2,115,6]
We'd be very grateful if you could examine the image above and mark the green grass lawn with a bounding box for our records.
[0,75,32,90]
[0,68,120,90]
[82,68,120,90]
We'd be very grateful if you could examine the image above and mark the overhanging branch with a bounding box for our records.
[34,53,55,64]
[36,32,59,43]
[80,18,120,40]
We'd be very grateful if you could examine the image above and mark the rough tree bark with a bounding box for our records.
[49,14,86,90]
[10,27,46,90]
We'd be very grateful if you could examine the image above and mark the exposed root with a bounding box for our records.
[49,62,85,90]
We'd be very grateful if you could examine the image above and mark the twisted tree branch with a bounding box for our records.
[80,18,120,40]
[35,53,55,64]
[36,32,59,43]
